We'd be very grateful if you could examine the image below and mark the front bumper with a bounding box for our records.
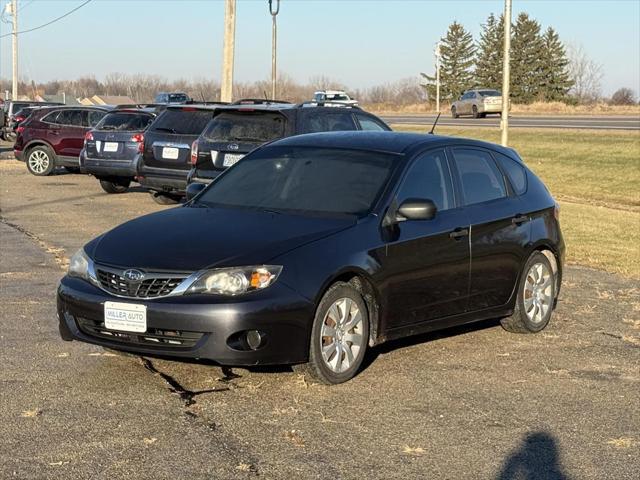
[57,275,314,366]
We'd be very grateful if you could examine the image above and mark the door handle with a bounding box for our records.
[512,214,529,225]
[449,228,469,240]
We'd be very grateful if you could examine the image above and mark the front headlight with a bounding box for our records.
[187,266,282,296]
[68,248,96,283]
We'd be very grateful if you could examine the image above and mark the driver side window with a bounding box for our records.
[396,149,454,212]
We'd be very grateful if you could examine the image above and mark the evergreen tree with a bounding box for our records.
[511,13,546,103]
[475,13,504,89]
[539,27,573,101]
[423,21,476,102]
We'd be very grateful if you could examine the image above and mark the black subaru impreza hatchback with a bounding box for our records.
[58,131,564,384]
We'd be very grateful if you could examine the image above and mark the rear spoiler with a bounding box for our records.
[296,101,361,109]
[231,98,291,105]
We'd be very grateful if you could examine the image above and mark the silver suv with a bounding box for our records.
[451,89,503,118]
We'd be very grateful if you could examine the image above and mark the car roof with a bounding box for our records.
[269,131,521,159]
[166,104,222,111]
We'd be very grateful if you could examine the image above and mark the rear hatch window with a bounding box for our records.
[151,109,213,135]
[96,112,154,131]
[201,111,286,143]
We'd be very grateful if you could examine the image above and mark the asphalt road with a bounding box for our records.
[1,158,639,479]
[382,114,640,130]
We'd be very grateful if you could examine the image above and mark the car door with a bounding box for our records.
[379,148,470,330]
[54,109,87,157]
[449,147,530,311]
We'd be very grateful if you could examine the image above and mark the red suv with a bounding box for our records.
[14,106,111,176]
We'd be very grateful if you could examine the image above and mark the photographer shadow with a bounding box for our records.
[497,431,570,480]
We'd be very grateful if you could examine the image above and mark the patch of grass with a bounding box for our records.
[392,125,640,278]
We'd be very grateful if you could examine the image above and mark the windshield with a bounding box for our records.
[202,112,286,143]
[168,93,189,103]
[196,147,397,216]
[151,109,213,135]
[96,112,154,131]
[478,90,501,97]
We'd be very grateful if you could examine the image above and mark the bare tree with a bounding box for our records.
[566,43,603,104]
[610,88,636,105]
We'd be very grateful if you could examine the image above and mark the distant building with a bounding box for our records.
[79,95,136,106]
[35,93,81,105]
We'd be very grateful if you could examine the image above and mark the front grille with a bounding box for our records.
[76,316,204,349]
[96,267,186,299]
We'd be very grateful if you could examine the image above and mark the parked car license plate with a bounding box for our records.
[104,142,119,152]
[223,153,244,167]
[104,301,147,333]
[162,147,179,160]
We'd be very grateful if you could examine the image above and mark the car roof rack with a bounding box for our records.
[231,98,291,106]
[296,101,361,109]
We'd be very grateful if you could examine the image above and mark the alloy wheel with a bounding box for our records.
[523,262,553,324]
[320,297,365,373]
[28,150,50,174]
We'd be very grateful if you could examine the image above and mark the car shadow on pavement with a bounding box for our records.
[496,431,570,480]
[359,317,501,372]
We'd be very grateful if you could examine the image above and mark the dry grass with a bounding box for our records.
[392,125,640,278]
[367,101,640,116]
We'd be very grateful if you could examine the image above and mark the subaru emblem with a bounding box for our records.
[123,269,145,282]
[228,143,239,150]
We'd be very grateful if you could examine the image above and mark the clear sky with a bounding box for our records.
[1,0,639,96]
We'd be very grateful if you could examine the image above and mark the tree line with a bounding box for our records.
[420,12,637,105]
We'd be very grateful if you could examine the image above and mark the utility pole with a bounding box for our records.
[501,0,512,146]
[9,0,18,100]
[268,0,280,100]
[435,44,441,114]
[220,0,236,102]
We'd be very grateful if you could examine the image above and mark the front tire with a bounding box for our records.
[100,179,131,194]
[294,282,369,384]
[501,251,556,333]
[26,145,56,176]
[472,105,480,118]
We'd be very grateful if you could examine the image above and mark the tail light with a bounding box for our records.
[15,115,24,122]
[84,131,94,144]
[131,133,144,153]
[16,126,25,134]
[191,140,199,165]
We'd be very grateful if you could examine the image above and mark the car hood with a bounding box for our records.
[89,206,354,272]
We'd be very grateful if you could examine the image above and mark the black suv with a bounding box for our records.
[136,105,221,204]
[189,101,391,185]
[80,107,161,194]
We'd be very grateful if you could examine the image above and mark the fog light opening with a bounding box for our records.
[246,330,262,351]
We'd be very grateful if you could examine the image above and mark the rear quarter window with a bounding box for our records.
[494,151,528,195]
[151,109,213,135]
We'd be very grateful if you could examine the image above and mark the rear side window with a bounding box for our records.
[97,112,154,131]
[49,109,85,127]
[151,109,213,135]
[396,149,454,211]
[299,111,357,134]
[202,112,286,143]
[453,148,507,205]
[356,114,388,131]
[494,152,527,195]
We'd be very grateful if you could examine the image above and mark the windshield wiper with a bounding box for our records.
[154,127,177,133]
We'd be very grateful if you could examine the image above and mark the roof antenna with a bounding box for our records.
[429,112,441,134]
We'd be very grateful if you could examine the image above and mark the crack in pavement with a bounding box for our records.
[140,357,231,407]
[0,215,69,270]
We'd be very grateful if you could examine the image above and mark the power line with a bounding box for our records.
[0,0,92,39]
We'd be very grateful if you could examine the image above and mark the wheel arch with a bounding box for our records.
[315,268,383,348]
[524,241,563,302]
[24,139,55,157]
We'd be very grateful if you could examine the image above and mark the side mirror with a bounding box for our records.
[397,198,437,221]
[185,182,207,202]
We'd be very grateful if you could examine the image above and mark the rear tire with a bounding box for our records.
[26,145,56,176]
[99,179,131,194]
[451,106,459,119]
[293,282,369,385]
[501,251,556,333]
[472,105,480,118]
[150,191,181,205]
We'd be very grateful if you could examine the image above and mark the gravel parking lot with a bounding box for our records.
[1,151,638,479]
